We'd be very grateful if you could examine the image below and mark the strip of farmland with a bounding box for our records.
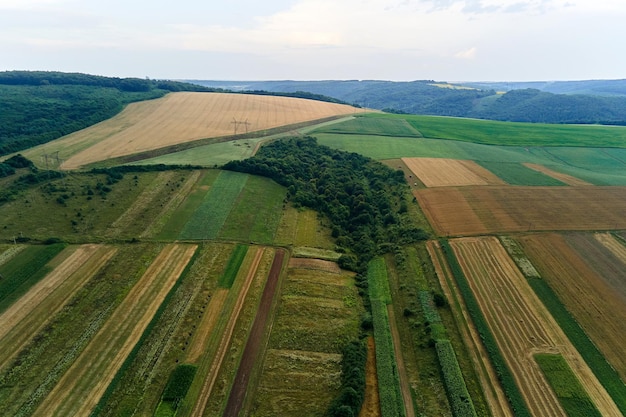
[416,186,626,236]
[450,236,621,417]
[517,233,626,380]
[32,243,197,417]
[427,241,514,417]
[0,244,116,371]
[523,163,592,186]
[223,249,286,417]
[402,157,505,187]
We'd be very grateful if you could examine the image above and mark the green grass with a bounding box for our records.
[367,258,406,417]
[0,243,66,313]
[476,161,566,185]
[217,175,286,243]
[534,354,602,417]
[218,244,248,288]
[526,277,626,414]
[130,138,266,167]
[314,116,422,137]
[179,170,249,239]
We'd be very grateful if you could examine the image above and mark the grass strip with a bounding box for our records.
[367,258,405,417]
[439,239,532,417]
[534,353,602,417]
[0,243,66,313]
[89,245,200,417]
[218,244,248,288]
[157,364,197,414]
[527,277,626,414]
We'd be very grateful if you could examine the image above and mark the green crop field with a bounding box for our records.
[179,170,249,239]
[476,161,565,186]
[535,354,602,417]
[315,116,422,137]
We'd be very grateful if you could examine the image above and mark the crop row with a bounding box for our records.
[367,258,405,417]
[438,239,531,417]
[436,340,478,417]
[534,353,602,417]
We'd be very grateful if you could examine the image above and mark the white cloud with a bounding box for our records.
[455,47,477,59]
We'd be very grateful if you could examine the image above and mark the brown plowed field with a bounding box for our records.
[0,244,116,370]
[402,158,505,187]
[451,236,621,417]
[426,240,514,417]
[517,233,626,379]
[59,92,360,169]
[523,163,592,186]
[33,243,197,417]
[416,186,626,236]
[223,249,286,417]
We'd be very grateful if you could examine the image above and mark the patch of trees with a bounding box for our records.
[0,71,218,156]
[223,136,427,271]
[242,89,352,105]
[327,340,368,417]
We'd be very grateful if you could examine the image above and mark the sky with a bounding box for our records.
[1,0,625,82]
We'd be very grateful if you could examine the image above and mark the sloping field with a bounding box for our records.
[416,186,626,236]
[517,233,626,379]
[450,237,621,417]
[52,92,358,169]
[402,157,504,187]
[33,243,197,417]
[0,244,115,371]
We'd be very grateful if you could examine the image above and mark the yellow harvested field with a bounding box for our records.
[57,92,359,169]
[402,158,505,187]
[451,237,621,417]
[523,163,592,186]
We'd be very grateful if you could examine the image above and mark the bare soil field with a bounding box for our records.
[517,233,626,380]
[359,337,382,417]
[32,243,197,417]
[416,186,626,236]
[0,244,116,371]
[427,240,514,417]
[56,92,359,168]
[523,163,592,186]
[451,236,621,417]
[402,157,505,187]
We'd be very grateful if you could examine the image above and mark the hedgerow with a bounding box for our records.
[436,340,478,417]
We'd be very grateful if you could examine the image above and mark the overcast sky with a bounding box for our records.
[1,0,624,81]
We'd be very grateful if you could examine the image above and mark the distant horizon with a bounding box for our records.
[2,1,625,82]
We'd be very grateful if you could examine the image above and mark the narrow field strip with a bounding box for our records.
[188,246,265,417]
[523,163,592,186]
[451,237,621,417]
[223,249,286,417]
[0,244,116,371]
[0,244,26,267]
[186,289,229,363]
[427,240,514,417]
[32,243,197,417]
[359,337,381,417]
[387,306,416,417]
[595,232,626,266]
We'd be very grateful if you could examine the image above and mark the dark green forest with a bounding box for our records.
[0,71,215,157]
[224,136,427,271]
